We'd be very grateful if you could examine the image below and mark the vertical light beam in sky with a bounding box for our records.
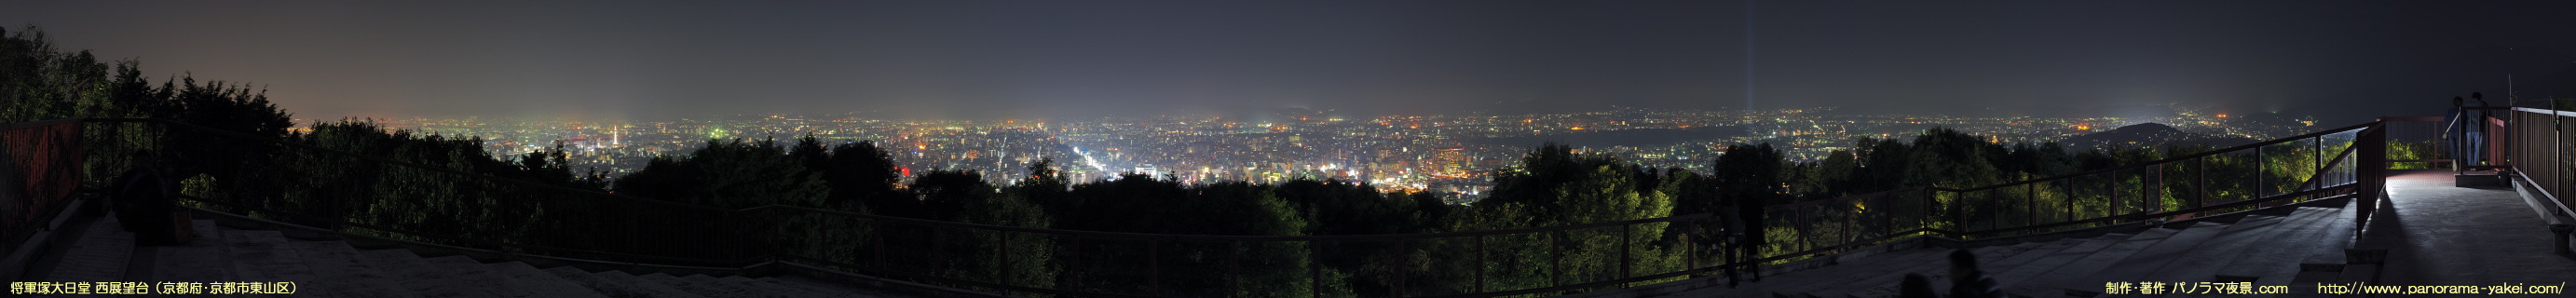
[1744,0,1758,137]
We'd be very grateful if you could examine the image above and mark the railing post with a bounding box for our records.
[1310,240,1321,298]
[1071,237,1083,291]
[1796,208,1812,251]
[2449,109,2461,171]
[2196,156,2206,210]
[1150,238,1161,297]
[930,228,942,275]
[1551,231,1562,289]
[1940,188,1954,236]
[630,210,642,261]
[1844,203,1855,245]
[873,220,885,269]
[1230,240,1241,298]
[1000,230,1011,290]
[2501,115,2512,169]
[1477,235,1487,294]
[2360,123,2388,232]
[1395,239,1407,297]
[2112,170,2122,218]
[1619,224,1631,281]
[721,210,735,262]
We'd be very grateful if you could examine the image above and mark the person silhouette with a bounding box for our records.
[114,151,178,245]
[2452,93,2491,167]
[1949,249,2003,298]
[1900,274,1940,298]
[1735,191,1766,284]
[1717,203,1747,288]
[2470,92,2492,167]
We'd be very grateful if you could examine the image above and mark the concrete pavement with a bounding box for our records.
[2358,169,2576,294]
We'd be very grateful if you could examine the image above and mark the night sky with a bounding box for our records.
[7,1,2574,125]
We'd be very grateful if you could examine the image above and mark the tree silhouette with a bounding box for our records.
[615,138,827,209]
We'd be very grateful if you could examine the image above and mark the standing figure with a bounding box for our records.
[1714,143,1780,284]
[2469,92,2492,167]
[1733,193,1765,284]
[1716,203,1746,288]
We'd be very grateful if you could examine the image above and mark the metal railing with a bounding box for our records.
[745,205,1717,298]
[2500,107,2575,221]
[2379,115,2452,169]
[32,117,2412,297]
[86,117,753,267]
[1755,120,2392,262]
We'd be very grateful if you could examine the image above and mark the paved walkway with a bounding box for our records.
[21,212,915,298]
[2365,169,2576,292]
[26,211,136,298]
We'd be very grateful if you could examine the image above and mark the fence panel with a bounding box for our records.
[1479,230,1555,293]
[2507,108,2575,220]
[1159,239,1233,298]
[1557,225,1623,291]
[0,121,81,260]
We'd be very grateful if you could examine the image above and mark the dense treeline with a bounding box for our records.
[3,26,296,190]
[590,130,2324,296]
[8,26,2407,296]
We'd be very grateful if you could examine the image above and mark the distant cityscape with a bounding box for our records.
[332,104,2318,203]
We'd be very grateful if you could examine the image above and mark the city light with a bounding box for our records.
[375,104,2293,194]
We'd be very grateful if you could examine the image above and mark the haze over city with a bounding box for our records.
[9,1,2576,126]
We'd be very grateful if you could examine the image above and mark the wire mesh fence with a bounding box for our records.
[0,119,83,260]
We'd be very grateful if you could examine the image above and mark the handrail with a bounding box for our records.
[1764,186,1922,210]
[0,118,83,130]
[2500,108,2576,221]
[1776,121,2373,210]
[1755,119,2385,264]
[79,118,729,211]
[1949,187,2355,237]
[174,195,743,266]
[1739,227,1945,264]
[1950,124,2374,236]
[1936,121,2376,193]
[2515,107,2576,117]
[2381,116,2446,122]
